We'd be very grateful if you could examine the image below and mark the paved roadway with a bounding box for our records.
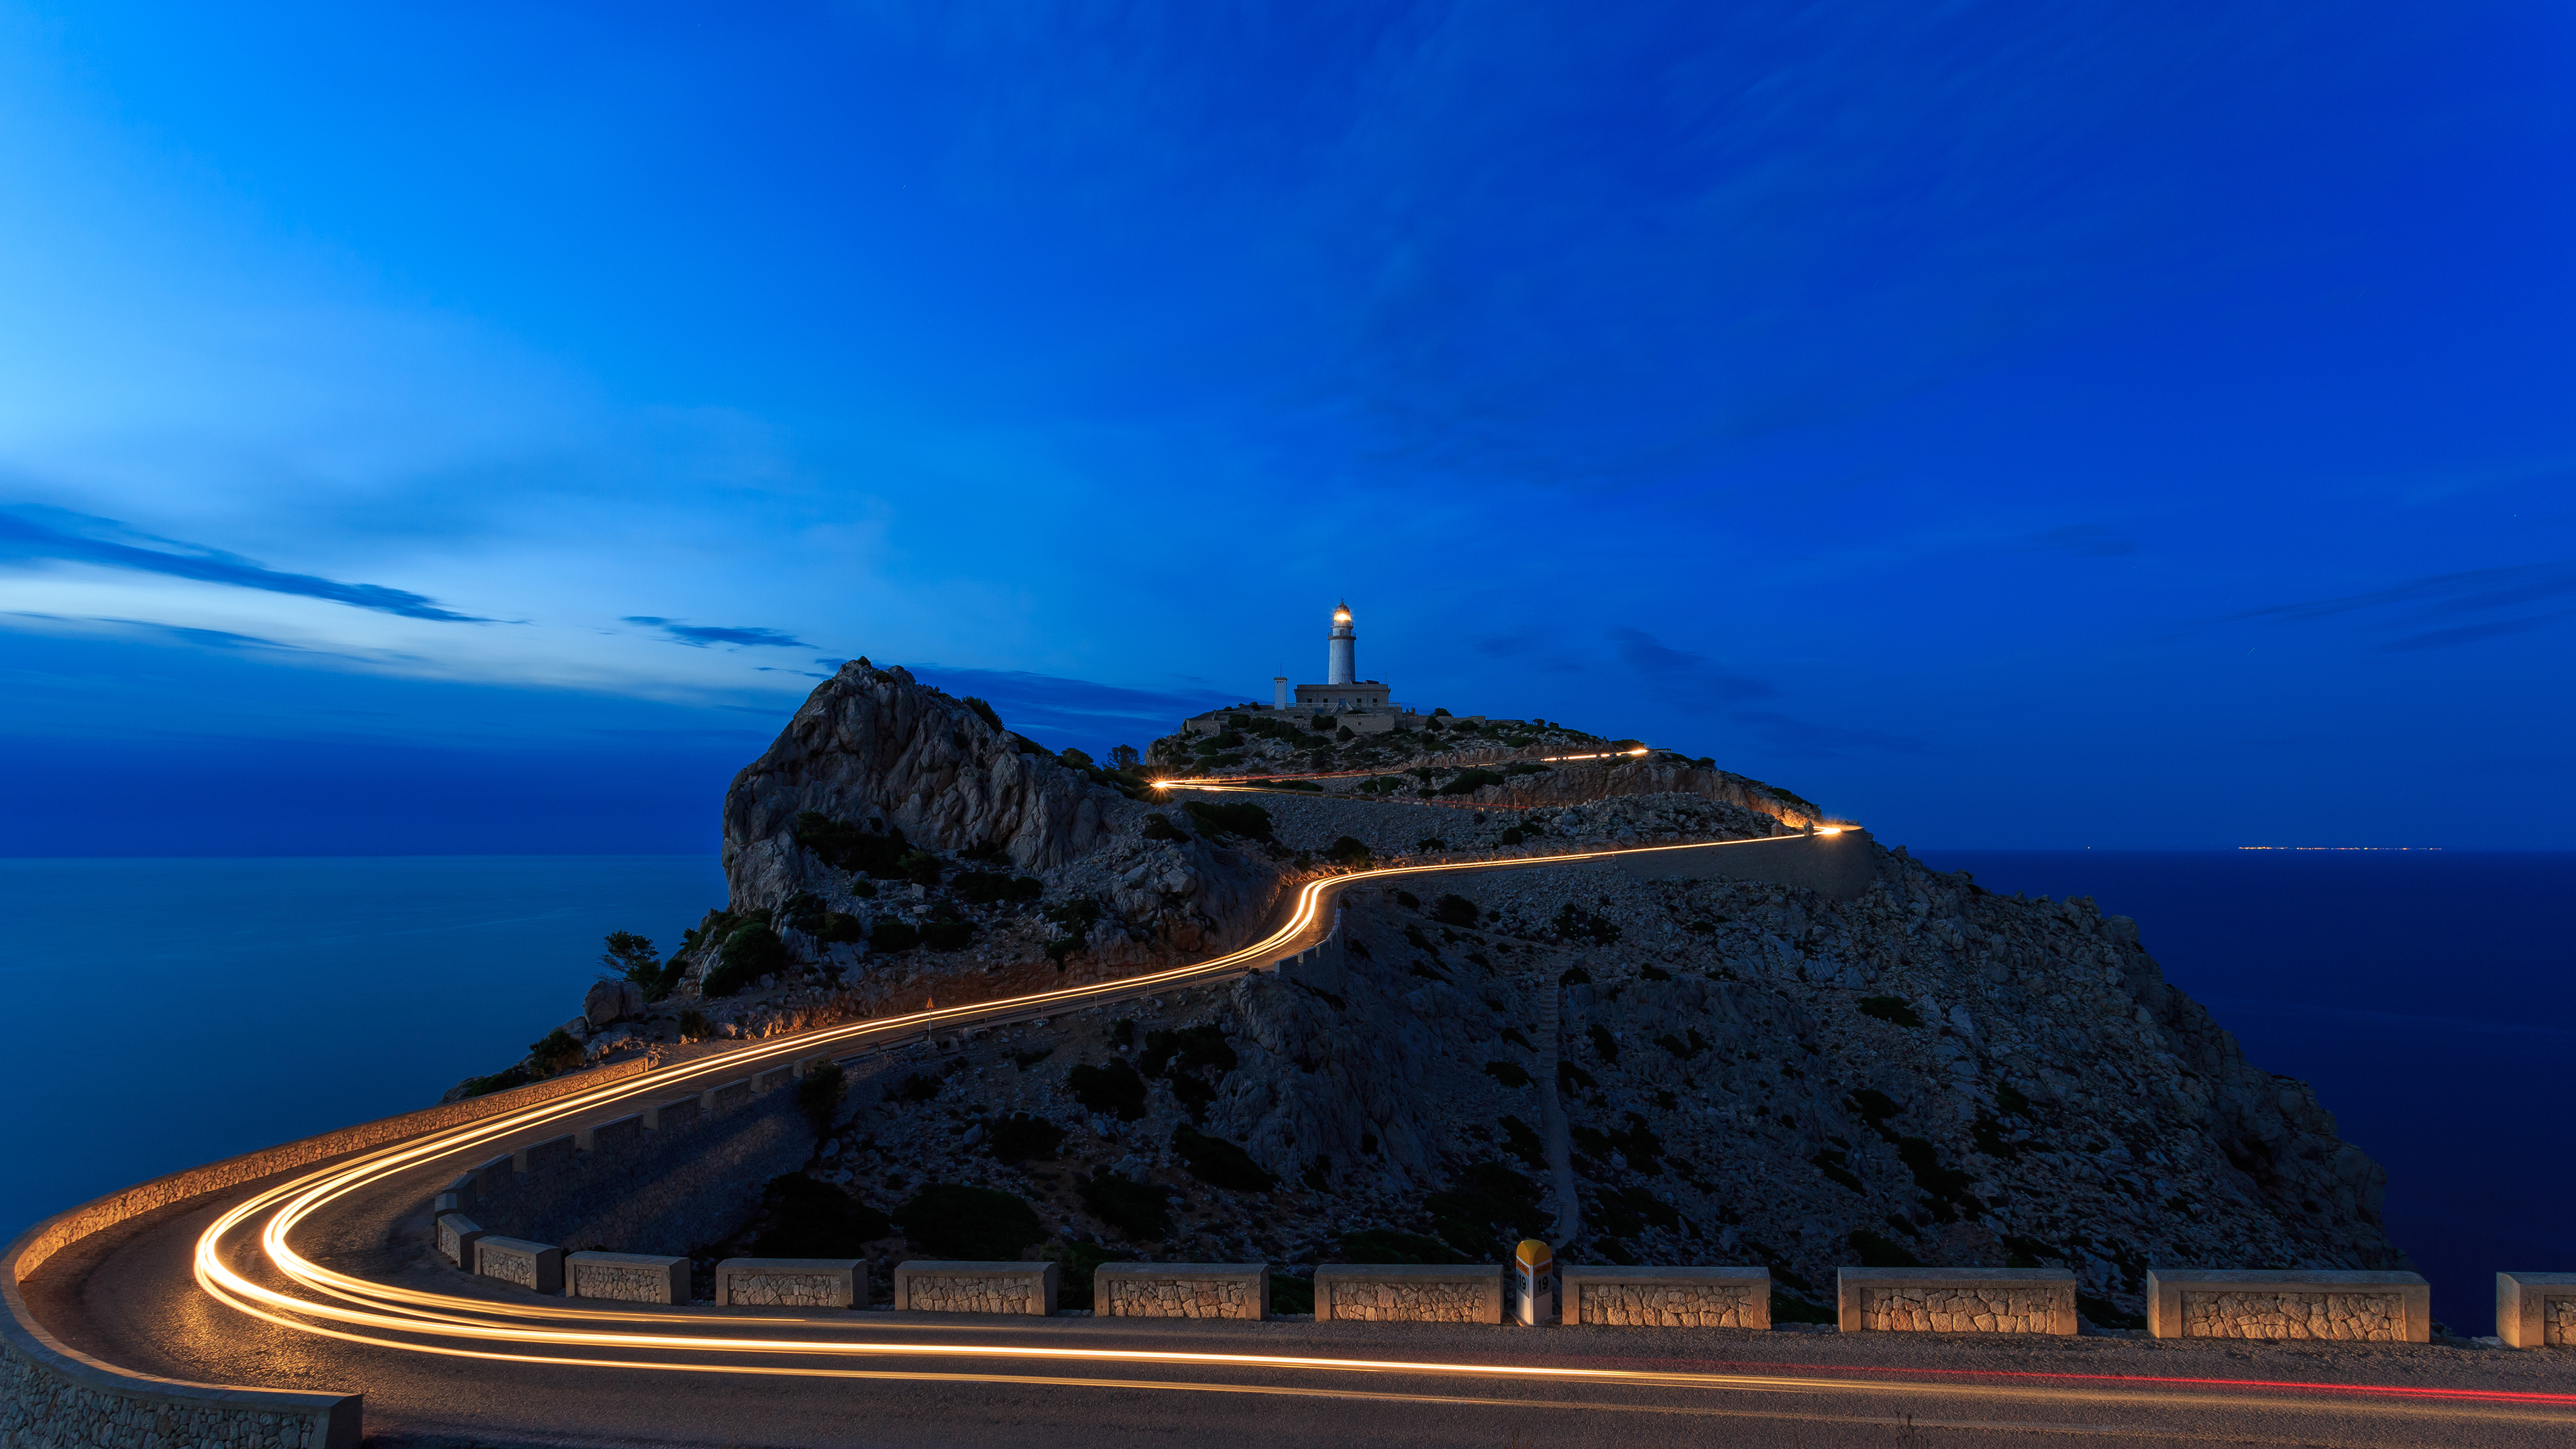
[25,841,2576,1446]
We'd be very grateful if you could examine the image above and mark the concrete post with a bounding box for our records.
[1513,1240,1557,1326]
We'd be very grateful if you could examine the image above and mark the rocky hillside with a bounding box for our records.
[478,663,2404,1327]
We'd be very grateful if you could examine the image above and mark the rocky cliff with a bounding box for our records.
[496,666,2403,1327]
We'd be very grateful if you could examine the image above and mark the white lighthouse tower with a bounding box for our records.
[1326,599,1357,685]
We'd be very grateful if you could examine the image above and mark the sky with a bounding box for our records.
[1,0,2570,853]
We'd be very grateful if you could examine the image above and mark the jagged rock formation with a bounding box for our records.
[722,661,1134,905]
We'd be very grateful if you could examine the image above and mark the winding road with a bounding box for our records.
[18,836,2576,1446]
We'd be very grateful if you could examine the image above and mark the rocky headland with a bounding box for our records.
[465,659,2402,1325]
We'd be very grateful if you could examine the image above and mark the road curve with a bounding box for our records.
[26,835,2576,1447]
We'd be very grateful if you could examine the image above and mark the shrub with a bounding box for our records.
[1058,747,1095,770]
[797,1062,846,1137]
[1495,827,1525,845]
[645,953,691,1003]
[1269,1273,1314,1316]
[752,1173,892,1258]
[1848,1229,1924,1268]
[868,920,920,953]
[781,890,828,934]
[1038,1239,1121,1310]
[818,912,865,944]
[1587,1024,1619,1063]
[1424,1163,1551,1260]
[1552,903,1622,945]
[1434,767,1505,796]
[1858,996,1924,1028]
[896,849,944,886]
[1497,1116,1546,1170]
[700,922,788,999]
[952,870,1010,904]
[1483,1060,1532,1089]
[677,1009,709,1039]
[528,1027,583,1078]
[920,918,975,952]
[1415,837,1445,852]
[988,1112,1065,1165]
[1171,1125,1277,1191]
[1140,1024,1236,1079]
[961,696,1004,733]
[1432,894,1479,928]
[1340,1229,1466,1265]
[600,930,659,985]
[1558,965,1591,985]
[1395,890,1420,908]
[1181,800,1273,839]
[458,1065,529,1097]
[791,812,910,877]
[1141,812,1186,842]
[1066,1059,1148,1120]
[895,1183,1043,1260]
[1078,1170,1171,1242]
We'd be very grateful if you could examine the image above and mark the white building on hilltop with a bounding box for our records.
[1181,600,1424,736]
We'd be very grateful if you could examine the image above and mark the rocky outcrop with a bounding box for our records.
[722,661,1135,909]
[1453,757,1824,828]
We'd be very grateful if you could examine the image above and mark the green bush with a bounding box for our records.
[1482,1060,1532,1089]
[1269,1273,1313,1315]
[868,920,920,953]
[1498,1116,1547,1170]
[1078,1170,1171,1242]
[677,1009,709,1039]
[1171,1126,1275,1191]
[1847,1229,1924,1267]
[920,918,975,952]
[458,1065,530,1097]
[962,696,1004,732]
[988,1112,1064,1165]
[781,891,828,934]
[1181,800,1273,839]
[1858,996,1924,1028]
[792,812,911,877]
[896,849,944,886]
[1140,1024,1236,1078]
[1424,1162,1551,1258]
[527,1027,583,1078]
[1039,1239,1121,1309]
[752,1172,892,1258]
[818,912,865,944]
[895,1183,1043,1260]
[1434,767,1505,796]
[1340,1229,1466,1265]
[600,930,659,985]
[1432,894,1479,927]
[1141,812,1186,842]
[1552,903,1622,945]
[797,1062,846,1137]
[702,923,788,998]
[1066,1059,1148,1120]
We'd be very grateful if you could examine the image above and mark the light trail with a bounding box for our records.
[171,829,2573,1433]
[1150,745,1653,790]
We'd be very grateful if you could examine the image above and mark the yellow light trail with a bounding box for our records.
[1151,745,1654,790]
[176,826,2559,1430]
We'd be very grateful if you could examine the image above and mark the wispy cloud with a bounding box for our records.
[622,616,812,649]
[2222,559,2576,652]
[1729,710,1928,759]
[2013,523,2137,557]
[1609,627,1778,706]
[0,505,496,623]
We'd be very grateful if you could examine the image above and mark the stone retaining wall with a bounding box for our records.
[1611,828,1876,902]
[1563,1267,1768,1328]
[893,1262,1058,1316]
[1837,1269,2077,1335]
[5,1057,649,1448]
[2147,1271,2428,1343]
[1095,1265,1268,1320]
[1314,1265,1503,1324]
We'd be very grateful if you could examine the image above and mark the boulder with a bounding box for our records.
[582,980,642,1029]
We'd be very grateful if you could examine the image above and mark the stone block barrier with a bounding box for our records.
[1314,1264,1504,1324]
[1095,1263,1269,1320]
[892,1262,1058,1316]
[2147,1270,2429,1343]
[715,1258,865,1309]
[476,1236,564,1296]
[1837,1268,2077,1335]
[433,1212,488,1269]
[1562,1266,1769,1328]
[1612,828,1877,902]
[2498,1273,2576,1350]
[568,1251,690,1304]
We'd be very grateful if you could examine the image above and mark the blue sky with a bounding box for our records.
[1,1,2569,852]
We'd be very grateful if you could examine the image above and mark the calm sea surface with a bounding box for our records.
[1,851,2564,1334]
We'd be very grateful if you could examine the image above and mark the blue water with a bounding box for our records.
[0,851,2564,1334]
[0,857,725,1246]
[1918,850,2576,1336]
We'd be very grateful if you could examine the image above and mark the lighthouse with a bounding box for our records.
[1326,600,1357,685]
[1177,598,1421,739]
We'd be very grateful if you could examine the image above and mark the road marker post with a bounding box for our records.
[1514,1239,1558,1326]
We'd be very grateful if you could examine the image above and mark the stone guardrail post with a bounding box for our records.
[1836,1267,2077,1335]
[1560,1266,1770,1328]
[715,1258,865,1309]
[891,1262,1058,1316]
[2146,1269,2430,1342]
[2497,1272,2576,1350]
[433,1212,488,1270]
[1093,1263,1269,1320]
[568,1251,690,1304]
[474,1236,564,1296]
[1313,1264,1505,1324]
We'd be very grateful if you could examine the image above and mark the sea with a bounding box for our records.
[1,851,2565,1335]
